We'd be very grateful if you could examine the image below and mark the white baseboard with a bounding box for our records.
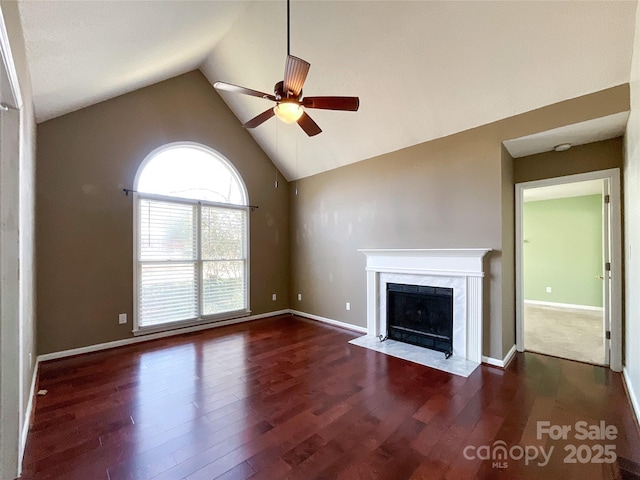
[291,309,519,368]
[482,344,517,368]
[524,300,603,312]
[623,368,640,430]
[289,309,367,334]
[35,308,519,377]
[18,362,38,476]
[37,309,290,362]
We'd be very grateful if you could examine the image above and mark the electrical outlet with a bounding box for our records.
[546,287,552,293]
[346,302,351,311]
[118,313,127,324]
[272,293,277,301]
[297,293,302,301]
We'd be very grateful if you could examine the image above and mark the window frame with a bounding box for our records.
[132,142,250,335]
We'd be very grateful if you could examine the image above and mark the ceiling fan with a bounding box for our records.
[213,0,359,137]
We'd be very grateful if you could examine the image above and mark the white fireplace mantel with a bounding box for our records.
[358,248,491,365]
[359,248,491,277]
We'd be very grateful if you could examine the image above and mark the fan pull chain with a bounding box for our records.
[275,121,279,188]
[295,129,299,195]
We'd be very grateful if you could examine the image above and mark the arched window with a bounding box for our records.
[133,143,249,332]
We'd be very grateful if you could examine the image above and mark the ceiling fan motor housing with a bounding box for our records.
[274,81,301,102]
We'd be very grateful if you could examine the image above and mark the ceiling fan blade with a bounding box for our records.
[302,96,360,111]
[284,55,310,97]
[214,82,276,101]
[297,111,322,137]
[244,108,275,129]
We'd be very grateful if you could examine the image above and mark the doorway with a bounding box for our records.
[515,169,622,371]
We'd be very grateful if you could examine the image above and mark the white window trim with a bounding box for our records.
[132,143,250,335]
[133,141,248,206]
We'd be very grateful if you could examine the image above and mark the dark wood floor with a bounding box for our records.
[20,314,640,480]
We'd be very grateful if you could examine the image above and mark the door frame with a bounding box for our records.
[0,6,24,480]
[515,168,622,371]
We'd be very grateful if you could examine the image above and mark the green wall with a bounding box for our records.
[523,194,603,307]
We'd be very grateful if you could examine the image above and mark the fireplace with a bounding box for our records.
[387,283,453,356]
[356,248,491,372]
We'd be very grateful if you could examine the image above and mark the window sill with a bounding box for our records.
[132,309,252,336]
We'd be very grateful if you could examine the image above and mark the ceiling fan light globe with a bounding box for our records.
[274,103,303,124]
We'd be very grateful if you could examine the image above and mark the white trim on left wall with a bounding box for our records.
[20,363,38,462]
[0,7,28,479]
[0,8,21,110]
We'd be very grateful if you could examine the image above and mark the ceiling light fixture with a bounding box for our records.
[553,143,572,152]
[273,102,303,123]
[213,0,359,136]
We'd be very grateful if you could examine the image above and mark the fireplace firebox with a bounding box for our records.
[386,283,454,357]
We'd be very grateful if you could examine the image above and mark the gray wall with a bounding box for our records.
[33,68,631,364]
[514,137,624,183]
[36,71,290,354]
[290,85,629,361]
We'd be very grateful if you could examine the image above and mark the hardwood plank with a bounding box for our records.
[19,314,640,480]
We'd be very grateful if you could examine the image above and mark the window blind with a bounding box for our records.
[201,206,247,315]
[137,198,248,328]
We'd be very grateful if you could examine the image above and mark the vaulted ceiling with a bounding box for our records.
[17,0,638,180]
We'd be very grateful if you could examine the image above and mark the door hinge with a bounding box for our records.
[605,262,611,271]
[604,194,610,204]
[606,331,611,340]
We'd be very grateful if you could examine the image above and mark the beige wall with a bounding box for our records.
[290,85,629,361]
[36,71,290,354]
[514,137,624,184]
[0,0,37,476]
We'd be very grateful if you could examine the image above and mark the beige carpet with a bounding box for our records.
[524,303,606,365]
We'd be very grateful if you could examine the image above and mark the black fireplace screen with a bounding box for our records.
[387,283,453,355]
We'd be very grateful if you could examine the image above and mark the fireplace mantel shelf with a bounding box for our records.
[358,248,492,257]
[358,248,492,279]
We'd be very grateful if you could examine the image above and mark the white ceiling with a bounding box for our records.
[523,179,604,203]
[17,0,252,122]
[503,112,629,158]
[18,0,638,180]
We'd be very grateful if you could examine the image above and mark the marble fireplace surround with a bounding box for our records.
[354,249,491,375]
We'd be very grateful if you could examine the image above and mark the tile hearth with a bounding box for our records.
[349,335,479,377]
